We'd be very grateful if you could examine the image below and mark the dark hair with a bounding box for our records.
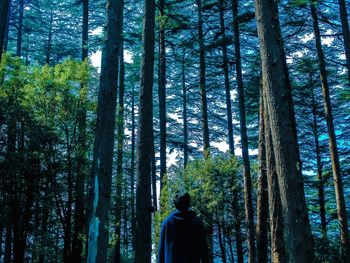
[174,192,191,211]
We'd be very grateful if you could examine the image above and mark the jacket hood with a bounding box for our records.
[170,210,197,222]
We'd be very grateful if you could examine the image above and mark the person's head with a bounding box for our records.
[173,192,191,212]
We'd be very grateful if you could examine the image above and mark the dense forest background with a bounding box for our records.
[0,0,349,262]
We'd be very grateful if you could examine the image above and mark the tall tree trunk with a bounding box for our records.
[158,0,166,190]
[45,10,53,64]
[254,0,315,261]
[197,0,210,158]
[232,1,256,262]
[0,0,10,62]
[72,1,89,261]
[234,220,244,263]
[130,84,136,252]
[63,127,73,262]
[263,90,286,262]
[16,0,24,57]
[256,88,268,263]
[86,0,123,261]
[134,0,155,261]
[310,2,350,260]
[219,0,234,155]
[151,136,158,210]
[337,0,350,84]
[182,51,188,167]
[217,220,227,263]
[113,39,125,263]
[310,78,327,257]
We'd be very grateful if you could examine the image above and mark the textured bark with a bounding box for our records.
[130,84,136,252]
[71,1,89,261]
[182,51,188,167]
[86,0,123,261]
[219,0,234,155]
[151,136,158,211]
[310,3,350,260]
[338,0,350,84]
[197,0,210,158]
[256,88,268,263]
[134,0,155,261]
[45,10,53,64]
[263,90,286,263]
[232,1,256,262]
[158,0,167,190]
[0,0,10,62]
[114,41,125,263]
[254,0,315,261]
[16,0,24,57]
[310,81,327,255]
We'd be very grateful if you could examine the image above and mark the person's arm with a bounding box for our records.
[158,222,166,263]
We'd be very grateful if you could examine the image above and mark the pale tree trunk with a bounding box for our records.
[86,0,123,261]
[256,87,268,263]
[0,0,10,62]
[158,0,166,190]
[181,50,188,167]
[263,89,286,263]
[337,0,350,84]
[254,0,315,261]
[310,2,350,260]
[218,0,234,155]
[232,1,256,261]
[197,0,210,158]
[113,39,125,263]
[310,78,327,257]
[134,0,155,261]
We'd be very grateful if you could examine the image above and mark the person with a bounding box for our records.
[158,192,209,263]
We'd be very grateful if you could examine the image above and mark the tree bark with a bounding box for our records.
[16,0,24,57]
[232,1,256,262]
[0,0,10,62]
[263,89,286,263]
[254,0,315,261]
[337,0,350,84]
[256,87,268,263]
[310,2,350,260]
[197,0,210,158]
[310,79,327,257]
[113,40,125,263]
[86,0,123,261]
[130,84,136,252]
[158,0,167,190]
[219,0,234,155]
[182,50,188,167]
[134,0,155,262]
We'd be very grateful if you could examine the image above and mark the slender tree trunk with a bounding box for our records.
[337,0,350,84]
[217,221,227,263]
[197,0,210,158]
[232,1,256,262]
[130,85,136,252]
[151,136,158,210]
[45,10,53,65]
[256,88,268,263]
[219,0,234,155]
[134,0,155,262]
[310,3,350,260]
[72,1,89,261]
[63,128,73,262]
[113,39,125,263]
[263,90,286,263]
[3,0,10,52]
[182,51,188,167]
[310,80,327,257]
[86,0,123,261]
[234,221,244,263]
[158,0,166,190]
[254,0,315,261]
[0,0,10,62]
[16,0,24,57]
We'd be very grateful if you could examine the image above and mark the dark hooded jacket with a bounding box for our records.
[158,210,209,263]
